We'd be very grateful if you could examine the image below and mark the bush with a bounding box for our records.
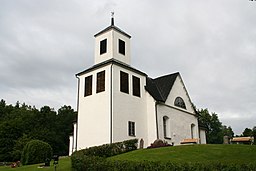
[71,139,138,170]
[75,139,138,158]
[21,140,53,165]
[147,139,171,149]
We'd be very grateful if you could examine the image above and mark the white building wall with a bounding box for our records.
[200,129,207,144]
[157,104,199,145]
[112,65,148,146]
[94,30,131,65]
[146,92,158,147]
[69,135,73,156]
[165,75,195,114]
[73,123,77,151]
[156,75,199,145]
[76,65,111,150]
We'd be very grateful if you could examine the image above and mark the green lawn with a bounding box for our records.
[109,144,256,164]
[0,157,71,171]
[1,145,256,170]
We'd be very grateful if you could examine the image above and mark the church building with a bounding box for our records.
[69,17,206,155]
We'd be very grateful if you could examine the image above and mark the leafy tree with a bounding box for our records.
[253,127,256,145]
[242,128,252,137]
[21,140,52,165]
[222,125,234,139]
[12,134,33,161]
[198,109,224,144]
[0,99,76,161]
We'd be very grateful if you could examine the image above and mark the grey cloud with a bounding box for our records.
[0,0,255,134]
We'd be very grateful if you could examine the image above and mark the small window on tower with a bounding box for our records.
[119,39,125,55]
[84,75,92,97]
[120,71,129,94]
[100,39,107,55]
[96,71,105,93]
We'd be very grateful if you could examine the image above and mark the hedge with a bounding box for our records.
[73,159,256,171]
[71,139,256,171]
[71,139,138,170]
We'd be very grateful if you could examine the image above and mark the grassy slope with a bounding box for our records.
[109,144,256,164]
[0,157,71,171]
[1,145,255,170]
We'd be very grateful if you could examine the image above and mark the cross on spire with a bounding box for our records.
[111,11,114,26]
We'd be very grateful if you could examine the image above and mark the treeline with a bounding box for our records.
[240,127,256,138]
[0,99,77,162]
[198,108,256,144]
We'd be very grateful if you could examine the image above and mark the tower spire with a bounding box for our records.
[111,12,114,26]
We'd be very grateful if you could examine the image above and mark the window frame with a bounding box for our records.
[163,116,171,139]
[132,76,141,97]
[100,39,107,55]
[191,123,195,139]
[120,71,129,94]
[119,39,125,55]
[84,75,92,97]
[96,71,105,93]
[174,97,186,109]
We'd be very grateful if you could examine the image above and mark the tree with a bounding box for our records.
[0,100,77,161]
[222,125,234,139]
[242,128,252,137]
[253,126,256,145]
[56,105,77,156]
[21,140,52,165]
[198,109,224,144]
[12,134,33,161]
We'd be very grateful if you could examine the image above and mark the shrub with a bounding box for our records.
[75,139,138,158]
[147,139,171,149]
[71,139,138,170]
[21,140,53,165]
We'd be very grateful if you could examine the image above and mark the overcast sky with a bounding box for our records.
[1,0,255,135]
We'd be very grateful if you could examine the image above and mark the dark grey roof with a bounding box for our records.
[76,59,147,77]
[145,72,179,102]
[94,18,131,38]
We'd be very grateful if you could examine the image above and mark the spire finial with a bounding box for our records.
[111,11,114,26]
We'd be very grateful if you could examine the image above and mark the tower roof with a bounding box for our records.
[94,17,131,38]
[76,59,146,77]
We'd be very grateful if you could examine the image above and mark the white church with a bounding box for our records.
[69,17,206,155]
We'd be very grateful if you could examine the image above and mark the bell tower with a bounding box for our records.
[94,15,131,65]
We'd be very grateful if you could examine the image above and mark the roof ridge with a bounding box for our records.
[154,72,179,80]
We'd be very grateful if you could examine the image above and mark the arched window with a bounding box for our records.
[174,97,186,109]
[163,116,169,138]
[191,123,195,139]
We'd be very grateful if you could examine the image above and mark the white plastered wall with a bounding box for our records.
[111,64,148,147]
[76,65,111,150]
[146,92,158,146]
[157,105,199,145]
[157,75,199,145]
[94,29,131,65]
[165,75,195,113]
[200,129,207,144]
